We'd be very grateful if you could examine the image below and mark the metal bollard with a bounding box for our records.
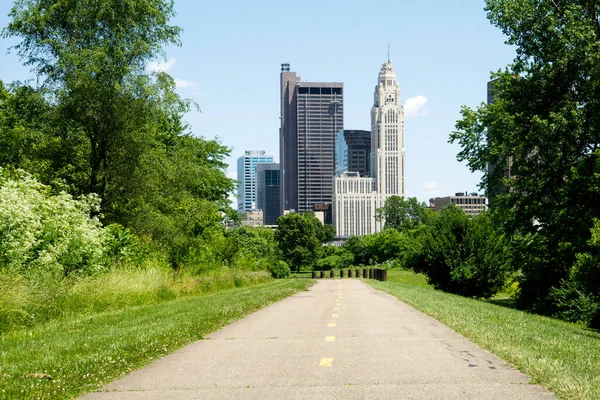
[376,269,381,281]
[355,270,359,278]
[382,269,388,281]
[363,268,367,278]
[368,269,373,279]
[330,270,335,278]
[340,270,345,278]
[312,271,317,279]
[348,269,352,278]
[320,271,325,279]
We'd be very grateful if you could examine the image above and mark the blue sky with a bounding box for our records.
[0,0,515,204]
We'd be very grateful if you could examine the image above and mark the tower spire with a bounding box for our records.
[387,43,390,62]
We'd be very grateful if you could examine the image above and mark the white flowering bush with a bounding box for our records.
[0,168,106,276]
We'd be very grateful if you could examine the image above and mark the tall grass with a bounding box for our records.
[0,265,271,333]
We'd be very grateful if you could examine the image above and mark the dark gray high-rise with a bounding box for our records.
[256,163,281,225]
[280,63,343,213]
[335,129,371,177]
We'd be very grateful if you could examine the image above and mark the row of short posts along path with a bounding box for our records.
[312,268,387,281]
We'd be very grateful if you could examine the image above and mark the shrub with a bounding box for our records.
[411,206,511,298]
[269,260,290,279]
[0,168,106,276]
[549,220,600,328]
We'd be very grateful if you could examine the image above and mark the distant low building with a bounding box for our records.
[241,210,264,227]
[312,203,332,225]
[432,193,487,216]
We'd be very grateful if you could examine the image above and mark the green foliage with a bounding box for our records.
[408,206,511,299]
[342,228,409,266]
[0,168,106,276]
[450,0,600,315]
[269,260,291,279]
[274,213,321,272]
[550,220,600,327]
[376,196,431,232]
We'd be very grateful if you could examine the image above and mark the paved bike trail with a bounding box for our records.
[83,279,554,399]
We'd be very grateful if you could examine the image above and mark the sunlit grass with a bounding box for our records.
[0,266,273,332]
[0,279,313,399]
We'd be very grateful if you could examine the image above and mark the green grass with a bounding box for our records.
[385,268,431,287]
[0,267,273,333]
[367,274,600,400]
[0,279,313,399]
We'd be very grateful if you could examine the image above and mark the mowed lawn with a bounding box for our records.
[0,279,313,399]
[368,269,600,400]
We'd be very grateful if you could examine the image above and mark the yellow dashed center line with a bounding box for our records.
[319,358,333,367]
[327,323,336,327]
[325,336,336,342]
[332,314,339,318]
[334,307,340,310]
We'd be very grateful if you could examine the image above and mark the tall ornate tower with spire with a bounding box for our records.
[371,60,405,199]
[333,58,406,237]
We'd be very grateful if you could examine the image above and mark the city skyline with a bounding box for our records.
[0,0,517,205]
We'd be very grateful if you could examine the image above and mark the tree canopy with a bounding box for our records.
[450,0,600,311]
[376,196,430,232]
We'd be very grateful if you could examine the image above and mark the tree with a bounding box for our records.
[274,213,320,272]
[302,211,336,243]
[3,0,183,211]
[449,0,600,311]
[376,196,430,232]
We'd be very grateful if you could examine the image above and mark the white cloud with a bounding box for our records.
[423,181,438,190]
[404,95,428,117]
[174,78,198,88]
[148,57,176,72]
[423,181,443,196]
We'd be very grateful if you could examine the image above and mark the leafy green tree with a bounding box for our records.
[449,0,600,310]
[3,0,183,210]
[411,205,510,298]
[376,196,430,232]
[302,211,335,243]
[274,213,320,272]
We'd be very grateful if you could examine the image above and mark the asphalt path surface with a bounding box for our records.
[83,279,554,399]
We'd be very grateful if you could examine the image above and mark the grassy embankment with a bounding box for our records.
[0,278,313,399]
[368,269,600,400]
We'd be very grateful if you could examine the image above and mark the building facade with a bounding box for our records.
[241,210,264,227]
[256,163,281,225]
[433,193,487,216]
[333,60,405,237]
[237,150,273,213]
[279,63,344,213]
[335,130,371,177]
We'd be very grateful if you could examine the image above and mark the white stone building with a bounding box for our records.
[333,60,405,237]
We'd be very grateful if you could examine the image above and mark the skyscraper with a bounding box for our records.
[333,60,405,237]
[335,129,371,177]
[237,150,274,213]
[256,163,281,225]
[279,63,344,213]
[371,60,405,197]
